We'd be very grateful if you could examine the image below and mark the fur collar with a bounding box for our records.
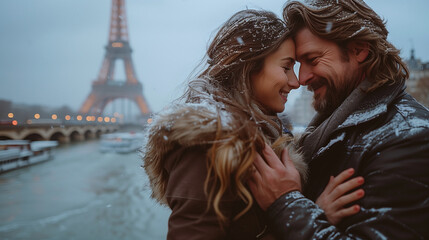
[142,102,238,203]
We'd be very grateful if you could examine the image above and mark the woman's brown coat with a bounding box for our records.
[142,103,305,239]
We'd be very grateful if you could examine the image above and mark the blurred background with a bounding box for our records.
[0,0,428,239]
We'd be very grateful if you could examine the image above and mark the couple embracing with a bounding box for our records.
[142,0,429,239]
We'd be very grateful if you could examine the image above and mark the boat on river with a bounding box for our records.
[0,140,58,173]
[99,132,145,154]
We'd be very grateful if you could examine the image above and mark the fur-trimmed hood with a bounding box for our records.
[142,101,234,204]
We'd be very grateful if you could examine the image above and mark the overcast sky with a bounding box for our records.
[1,0,428,114]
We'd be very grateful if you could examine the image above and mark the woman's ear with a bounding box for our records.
[348,41,369,63]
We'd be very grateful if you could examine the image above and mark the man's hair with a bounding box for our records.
[284,0,409,91]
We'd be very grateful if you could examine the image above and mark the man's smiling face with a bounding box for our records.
[294,27,363,114]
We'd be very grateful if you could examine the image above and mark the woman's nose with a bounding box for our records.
[288,72,300,89]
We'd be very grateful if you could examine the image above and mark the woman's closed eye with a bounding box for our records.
[282,62,294,72]
[283,66,292,72]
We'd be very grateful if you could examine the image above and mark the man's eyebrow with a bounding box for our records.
[297,51,323,61]
[297,53,309,60]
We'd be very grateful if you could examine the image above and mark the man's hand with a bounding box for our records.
[248,143,301,210]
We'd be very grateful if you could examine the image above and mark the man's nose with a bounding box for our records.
[298,65,313,86]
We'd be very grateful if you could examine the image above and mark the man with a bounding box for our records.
[248,0,429,239]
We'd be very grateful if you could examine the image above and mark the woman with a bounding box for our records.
[142,9,363,239]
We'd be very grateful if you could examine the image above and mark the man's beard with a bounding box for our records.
[311,75,357,115]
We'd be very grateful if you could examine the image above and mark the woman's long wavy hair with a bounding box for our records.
[181,9,289,223]
[284,0,409,91]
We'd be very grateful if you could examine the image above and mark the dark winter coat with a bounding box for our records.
[266,79,429,239]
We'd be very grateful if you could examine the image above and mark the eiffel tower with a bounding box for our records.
[79,0,150,117]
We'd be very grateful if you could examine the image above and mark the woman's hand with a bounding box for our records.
[316,168,365,225]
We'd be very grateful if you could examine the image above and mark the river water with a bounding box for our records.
[0,140,170,240]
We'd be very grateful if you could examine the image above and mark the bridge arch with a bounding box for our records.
[84,130,95,140]
[24,133,45,141]
[69,131,83,142]
[95,130,103,138]
[50,132,69,144]
[0,135,12,140]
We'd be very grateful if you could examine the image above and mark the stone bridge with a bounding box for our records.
[0,124,119,143]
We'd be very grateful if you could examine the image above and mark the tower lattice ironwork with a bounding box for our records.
[79,0,150,116]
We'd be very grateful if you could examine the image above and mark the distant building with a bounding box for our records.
[405,48,429,94]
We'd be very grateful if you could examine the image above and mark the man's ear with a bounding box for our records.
[348,41,369,63]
